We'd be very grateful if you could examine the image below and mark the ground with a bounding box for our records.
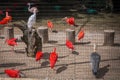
[0,13,120,80]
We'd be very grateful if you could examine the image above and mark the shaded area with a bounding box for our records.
[56,65,67,74]
[0,63,26,68]
[72,51,79,55]
[96,65,110,79]
[15,49,25,54]
[58,55,69,58]
[113,43,120,47]
[18,57,119,72]
[48,40,58,44]
[0,36,4,39]
[75,41,91,45]
[0,49,25,53]
[41,61,49,68]
[52,30,58,33]
[42,52,50,60]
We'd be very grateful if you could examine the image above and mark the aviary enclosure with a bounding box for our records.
[0,0,120,80]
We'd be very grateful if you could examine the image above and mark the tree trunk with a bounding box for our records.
[13,22,42,57]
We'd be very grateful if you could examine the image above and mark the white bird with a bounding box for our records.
[27,3,38,13]
[27,3,38,31]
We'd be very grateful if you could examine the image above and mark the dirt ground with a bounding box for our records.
[0,13,120,80]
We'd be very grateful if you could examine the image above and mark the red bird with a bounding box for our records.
[4,69,20,78]
[47,20,54,31]
[35,51,43,63]
[0,12,12,25]
[64,17,78,27]
[5,38,17,51]
[5,11,12,22]
[49,48,58,69]
[66,39,74,51]
[0,18,8,24]
[77,29,84,40]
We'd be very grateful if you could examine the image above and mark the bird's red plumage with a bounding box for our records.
[66,17,75,26]
[47,20,53,29]
[35,51,43,61]
[78,30,84,40]
[0,18,8,24]
[0,12,12,25]
[49,48,58,69]
[4,69,20,78]
[6,38,17,46]
[66,40,74,50]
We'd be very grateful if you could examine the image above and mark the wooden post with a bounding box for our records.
[37,27,48,43]
[66,29,75,44]
[104,30,115,46]
[4,27,14,39]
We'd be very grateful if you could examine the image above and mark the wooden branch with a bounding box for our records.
[13,22,42,57]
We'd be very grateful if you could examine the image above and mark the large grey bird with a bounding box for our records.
[90,44,101,76]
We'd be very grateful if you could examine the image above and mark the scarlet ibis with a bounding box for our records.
[63,17,79,27]
[66,39,74,51]
[0,18,8,24]
[49,48,58,70]
[0,11,12,25]
[35,51,43,63]
[77,29,85,40]
[4,69,20,78]
[5,38,17,51]
[5,11,12,22]
[47,20,54,31]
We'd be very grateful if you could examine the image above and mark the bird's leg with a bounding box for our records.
[52,68,56,74]
[39,60,41,64]
[50,28,52,32]
[12,46,15,52]
[68,49,72,55]
[53,68,56,71]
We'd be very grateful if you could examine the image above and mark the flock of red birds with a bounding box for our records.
[0,7,85,78]
[47,17,85,41]
[3,17,85,78]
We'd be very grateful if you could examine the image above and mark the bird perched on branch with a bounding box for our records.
[27,3,38,31]
[27,3,38,13]
[27,8,37,31]
[62,17,79,27]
